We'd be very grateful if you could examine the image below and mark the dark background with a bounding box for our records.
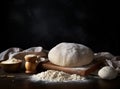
[1,0,120,55]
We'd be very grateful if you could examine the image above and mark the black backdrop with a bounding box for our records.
[1,0,120,55]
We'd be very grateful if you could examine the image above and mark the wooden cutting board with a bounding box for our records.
[40,60,103,76]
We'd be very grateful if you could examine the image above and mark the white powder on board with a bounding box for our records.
[30,70,86,82]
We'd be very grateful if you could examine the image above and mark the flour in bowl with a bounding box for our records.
[30,70,85,82]
[1,58,22,64]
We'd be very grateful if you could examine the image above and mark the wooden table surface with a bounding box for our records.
[0,69,120,89]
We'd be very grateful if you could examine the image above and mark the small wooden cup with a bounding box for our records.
[24,54,39,74]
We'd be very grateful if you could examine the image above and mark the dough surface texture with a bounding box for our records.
[48,42,94,67]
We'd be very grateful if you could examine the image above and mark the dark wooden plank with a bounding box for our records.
[41,61,102,76]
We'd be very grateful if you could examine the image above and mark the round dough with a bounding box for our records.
[98,66,118,80]
[48,42,94,67]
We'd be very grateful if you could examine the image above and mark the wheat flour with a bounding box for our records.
[30,70,85,82]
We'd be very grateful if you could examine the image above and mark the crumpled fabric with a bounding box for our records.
[0,47,48,69]
[106,56,120,73]
[0,47,48,61]
[94,52,120,73]
[0,47,22,61]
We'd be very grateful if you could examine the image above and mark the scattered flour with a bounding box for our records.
[30,70,86,82]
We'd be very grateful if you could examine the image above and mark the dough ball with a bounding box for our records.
[98,66,118,80]
[48,42,94,67]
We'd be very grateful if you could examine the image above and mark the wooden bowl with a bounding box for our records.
[0,59,22,72]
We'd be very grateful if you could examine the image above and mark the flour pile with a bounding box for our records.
[30,70,85,82]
